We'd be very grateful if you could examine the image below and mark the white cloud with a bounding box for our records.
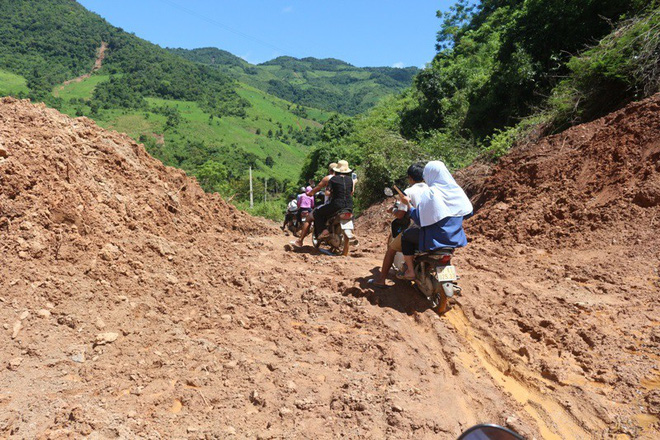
[282,6,293,13]
[392,62,405,69]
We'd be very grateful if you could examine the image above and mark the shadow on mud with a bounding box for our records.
[343,267,435,315]
[283,243,320,255]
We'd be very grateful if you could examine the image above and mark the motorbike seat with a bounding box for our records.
[329,209,353,222]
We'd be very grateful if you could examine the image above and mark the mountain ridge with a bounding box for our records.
[169,47,419,115]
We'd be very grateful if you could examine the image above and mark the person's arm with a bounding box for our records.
[307,175,330,196]
[296,195,302,208]
[399,194,412,209]
[410,207,420,225]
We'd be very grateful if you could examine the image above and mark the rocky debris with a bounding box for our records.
[11,321,21,339]
[7,358,22,370]
[95,332,119,345]
[249,390,266,407]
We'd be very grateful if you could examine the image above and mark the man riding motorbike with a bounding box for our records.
[369,163,427,288]
[293,160,354,247]
[397,161,473,280]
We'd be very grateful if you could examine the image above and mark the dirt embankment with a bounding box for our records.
[0,94,659,440]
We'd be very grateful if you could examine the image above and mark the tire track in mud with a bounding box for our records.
[273,231,614,438]
[271,234,587,437]
[443,306,598,439]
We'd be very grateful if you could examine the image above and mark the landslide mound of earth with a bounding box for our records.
[461,94,660,248]
[1,94,659,440]
[0,98,520,439]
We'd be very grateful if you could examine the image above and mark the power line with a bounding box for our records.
[155,0,292,56]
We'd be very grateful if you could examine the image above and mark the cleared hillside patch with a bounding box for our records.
[0,69,28,96]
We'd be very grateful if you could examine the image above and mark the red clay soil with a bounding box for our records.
[0,94,658,440]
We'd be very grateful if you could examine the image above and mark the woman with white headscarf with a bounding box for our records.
[397,160,473,280]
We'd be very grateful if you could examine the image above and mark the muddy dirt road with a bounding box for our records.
[1,96,659,439]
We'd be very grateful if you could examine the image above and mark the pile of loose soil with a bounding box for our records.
[0,98,534,439]
[1,94,659,440]
[463,94,660,248]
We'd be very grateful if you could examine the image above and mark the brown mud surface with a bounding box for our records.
[0,95,658,439]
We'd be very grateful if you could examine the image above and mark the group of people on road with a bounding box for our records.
[284,159,473,286]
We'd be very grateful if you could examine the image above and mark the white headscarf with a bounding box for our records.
[417,161,473,227]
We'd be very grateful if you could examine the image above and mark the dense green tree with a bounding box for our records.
[197,160,229,193]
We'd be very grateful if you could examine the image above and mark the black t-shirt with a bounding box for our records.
[328,174,353,210]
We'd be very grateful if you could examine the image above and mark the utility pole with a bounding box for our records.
[264,178,267,203]
[249,167,253,208]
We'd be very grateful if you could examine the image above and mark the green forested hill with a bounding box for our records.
[0,0,338,210]
[301,0,660,209]
[0,0,246,116]
[169,48,419,115]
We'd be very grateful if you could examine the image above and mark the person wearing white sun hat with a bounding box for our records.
[293,160,354,247]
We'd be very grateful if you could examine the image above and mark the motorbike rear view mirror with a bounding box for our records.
[457,424,525,440]
[384,187,394,197]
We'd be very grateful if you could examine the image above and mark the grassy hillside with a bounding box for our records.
[169,48,419,116]
[0,0,340,209]
[49,73,330,184]
[0,69,29,96]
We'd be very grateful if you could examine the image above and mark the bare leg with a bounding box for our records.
[375,249,396,285]
[403,255,415,278]
[295,216,313,246]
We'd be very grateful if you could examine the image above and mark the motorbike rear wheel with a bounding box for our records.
[413,262,449,314]
[431,291,448,315]
[311,224,350,256]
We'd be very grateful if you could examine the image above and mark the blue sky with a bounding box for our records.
[77,0,456,68]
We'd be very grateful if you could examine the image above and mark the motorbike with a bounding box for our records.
[311,209,356,256]
[284,209,311,237]
[384,187,462,314]
[458,424,524,440]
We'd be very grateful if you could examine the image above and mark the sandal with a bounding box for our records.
[290,240,303,248]
[396,272,416,281]
[367,279,391,289]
